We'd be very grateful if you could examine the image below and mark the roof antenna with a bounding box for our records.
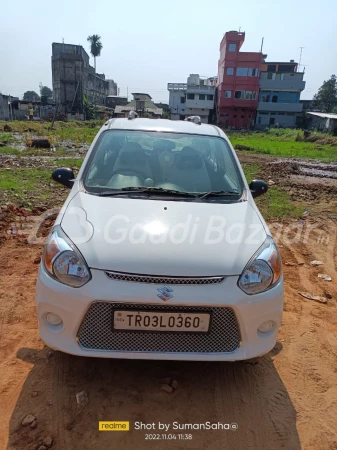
[298,47,304,72]
[260,37,264,53]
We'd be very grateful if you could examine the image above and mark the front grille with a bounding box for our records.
[105,271,225,285]
[77,302,241,353]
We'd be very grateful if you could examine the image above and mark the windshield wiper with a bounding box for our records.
[197,190,240,200]
[97,186,198,197]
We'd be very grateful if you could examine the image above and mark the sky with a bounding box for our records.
[1,0,336,103]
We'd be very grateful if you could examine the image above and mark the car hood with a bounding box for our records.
[60,192,267,276]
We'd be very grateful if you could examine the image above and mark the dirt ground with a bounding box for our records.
[1,154,337,450]
[238,152,337,215]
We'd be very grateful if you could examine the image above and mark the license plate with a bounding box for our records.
[113,310,211,333]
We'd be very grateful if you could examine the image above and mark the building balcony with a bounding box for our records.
[186,85,215,93]
[260,72,304,80]
[168,83,187,91]
[218,97,258,109]
[185,99,214,109]
[257,102,303,113]
[259,78,305,91]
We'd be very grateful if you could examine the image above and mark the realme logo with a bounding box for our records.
[99,421,130,431]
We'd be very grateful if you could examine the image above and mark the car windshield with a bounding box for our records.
[83,130,243,198]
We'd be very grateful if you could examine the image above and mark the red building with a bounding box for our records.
[217,31,262,129]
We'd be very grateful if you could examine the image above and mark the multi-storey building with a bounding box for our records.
[52,43,111,114]
[256,60,305,128]
[168,74,216,123]
[216,31,262,129]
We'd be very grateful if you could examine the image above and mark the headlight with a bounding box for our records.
[43,225,91,287]
[238,236,282,295]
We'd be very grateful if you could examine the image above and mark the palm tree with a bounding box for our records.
[87,34,103,72]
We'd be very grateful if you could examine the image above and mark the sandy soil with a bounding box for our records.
[0,215,336,450]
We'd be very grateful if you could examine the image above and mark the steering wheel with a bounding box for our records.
[109,168,149,180]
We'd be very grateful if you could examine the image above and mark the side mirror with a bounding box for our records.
[249,179,268,198]
[52,167,75,189]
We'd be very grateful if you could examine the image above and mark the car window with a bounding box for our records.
[83,130,243,195]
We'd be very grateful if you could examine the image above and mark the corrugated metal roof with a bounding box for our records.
[131,93,152,99]
[307,112,337,120]
[114,105,135,113]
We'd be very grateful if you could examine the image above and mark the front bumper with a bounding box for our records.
[36,267,283,361]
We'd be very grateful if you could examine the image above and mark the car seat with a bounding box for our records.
[107,142,153,188]
[170,146,211,192]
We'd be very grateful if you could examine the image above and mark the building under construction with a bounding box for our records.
[51,42,115,114]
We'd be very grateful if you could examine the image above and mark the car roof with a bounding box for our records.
[106,118,222,137]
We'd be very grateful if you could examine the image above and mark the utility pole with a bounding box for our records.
[260,37,264,53]
[298,47,304,72]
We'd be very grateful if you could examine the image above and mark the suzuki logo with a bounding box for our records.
[157,285,174,302]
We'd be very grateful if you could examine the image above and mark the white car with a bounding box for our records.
[36,116,283,361]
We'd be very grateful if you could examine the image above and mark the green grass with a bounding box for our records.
[0,168,50,191]
[241,163,303,220]
[53,158,84,168]
[0,168,66,208]
[242,163,261,183]
[256,188,303,220]
[0,145,81,157]
[0,146,21,155]
[231,137,337,161]
[229,129,337,162]
[0,119,104,133]
[0,132,12,144]
[0,119,103,147]
[52,127,98,144]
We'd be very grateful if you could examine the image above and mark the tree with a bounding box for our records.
[39,84,53,98]
[296,110,310,129]
[23,91,40,102]
[87,34,103,72]
[312,75,337,112]
[83,94,98,120]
